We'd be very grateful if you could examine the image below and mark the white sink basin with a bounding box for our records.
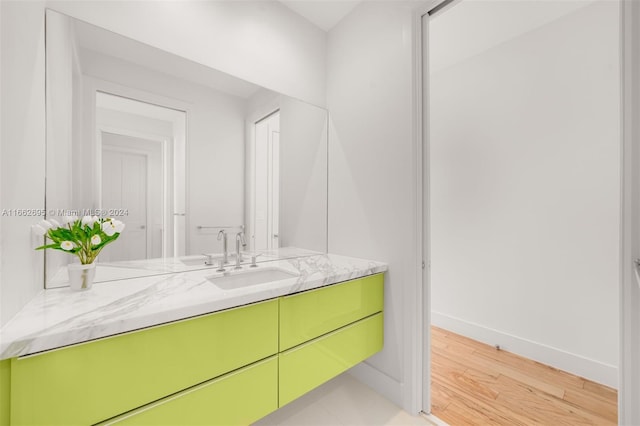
[207,267,298,290]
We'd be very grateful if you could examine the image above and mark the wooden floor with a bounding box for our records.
[431,326,618,425]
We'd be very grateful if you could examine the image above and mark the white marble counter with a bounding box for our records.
[47,246,323,287]
[0,254,387,360]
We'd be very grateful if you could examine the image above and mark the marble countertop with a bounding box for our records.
[0,254,387,360]
[47,247,324,287]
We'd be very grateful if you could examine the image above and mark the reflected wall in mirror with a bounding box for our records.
[45,9,328,288]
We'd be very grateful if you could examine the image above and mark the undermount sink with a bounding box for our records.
[207,267,298,290]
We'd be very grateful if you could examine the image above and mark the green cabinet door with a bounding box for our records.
[279,274,383,351]
[102,357,278,426]
[279,313,384,407]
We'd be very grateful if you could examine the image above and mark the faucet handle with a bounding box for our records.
[216,257,226,272]
[217,229,226,240]
[249,253,262,268]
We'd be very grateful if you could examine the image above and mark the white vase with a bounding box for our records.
[67,263,96,291]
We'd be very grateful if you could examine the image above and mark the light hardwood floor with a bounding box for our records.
[431,326,618,425]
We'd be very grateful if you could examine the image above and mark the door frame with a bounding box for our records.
[412,1,640,423]
[85,77,189,257]
[619,1,640,423]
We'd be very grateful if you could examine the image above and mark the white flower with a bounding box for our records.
[81,215,99,228]
[102,219,125,236]
[101,220,117,236]
[48,218,61,228]
[60,241,74,251]
[113,220,125,233]
[91,235,102,246]
[63,215,78,225]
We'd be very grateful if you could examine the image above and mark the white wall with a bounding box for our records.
[47,0,327,107]
[0,0,326,326]
[44,9,77,285]
[429,1,620,387]
[0,1,47,326]
[45,10,73,216]
[244,89,329,253]
[0,0,3,326]
[327,1,418,410]
[279,97,328,252]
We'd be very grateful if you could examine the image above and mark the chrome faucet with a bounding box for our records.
[234,231,246,269]
[217,230,228,264]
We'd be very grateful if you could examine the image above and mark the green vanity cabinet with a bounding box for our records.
[10,299,279,425]
[3,272,384,425]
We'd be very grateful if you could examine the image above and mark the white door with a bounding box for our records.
[254,112,280,251]
[101,148,148,261]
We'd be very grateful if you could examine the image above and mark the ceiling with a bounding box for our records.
[279,1,362,32]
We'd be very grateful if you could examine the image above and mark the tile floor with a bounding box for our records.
[254,374,431,426]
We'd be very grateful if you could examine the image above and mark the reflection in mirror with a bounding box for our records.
[96,92,186,262]
[45,10,328,288]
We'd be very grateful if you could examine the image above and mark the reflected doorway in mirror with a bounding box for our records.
[253,111,280,252]
[96,92,187,263]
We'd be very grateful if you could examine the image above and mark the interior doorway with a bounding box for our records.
[421,0,621,423]
[252,111,281,251]
[95,91,187,260]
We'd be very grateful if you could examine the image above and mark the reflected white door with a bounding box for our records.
[102,148,148,261]
[254,112,280,250]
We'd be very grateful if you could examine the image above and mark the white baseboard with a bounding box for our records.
[348,361,403,407]
[432,311,618,389]
[421,412,450,426]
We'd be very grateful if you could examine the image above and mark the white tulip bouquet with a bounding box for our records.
[34,216,125,264]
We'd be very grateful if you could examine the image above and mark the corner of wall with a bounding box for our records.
[0,0,47,326]
[326,0,419,414]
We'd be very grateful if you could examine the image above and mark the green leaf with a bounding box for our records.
[50,228,74,241]
[35,243,60,250]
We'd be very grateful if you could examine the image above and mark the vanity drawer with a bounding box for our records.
[279,312,383,406]
[10,299,278,426]
[102,356,278,426]
[279,273,383,351]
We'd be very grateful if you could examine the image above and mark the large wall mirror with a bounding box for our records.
[45,10,328,288]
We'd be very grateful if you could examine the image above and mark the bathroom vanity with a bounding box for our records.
[0,254,386,425]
